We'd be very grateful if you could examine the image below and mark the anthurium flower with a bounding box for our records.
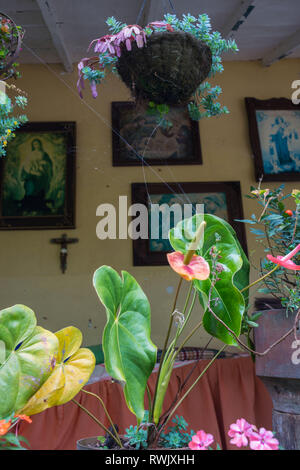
[167,251,210,281]
[267,244,300,270]
[189,430,214,450]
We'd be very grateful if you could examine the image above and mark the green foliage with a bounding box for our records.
[124,425,148,450]
[160,415,196,449]
[169,213,249,345]
[0,90,28,157]
[0,305,59,418]
[0,432,28,450]
[93,266,157,424]
[106,16,127,34]
[162,13,238,120]
[239,185,300,316]
[146,101,172,129]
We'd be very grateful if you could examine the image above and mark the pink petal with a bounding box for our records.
[135,34,144,48]
[125,38,132,51]
[90,81,98,98]
[167,252,210,281]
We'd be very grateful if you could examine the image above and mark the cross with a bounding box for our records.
[50,233,79,274]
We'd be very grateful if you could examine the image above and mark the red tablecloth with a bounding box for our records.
[19,356,272,450]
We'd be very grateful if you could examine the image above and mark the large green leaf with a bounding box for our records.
[0,305,58,419]
[20,326,96,415]
[93,266,157,423]
[169,214,249,345]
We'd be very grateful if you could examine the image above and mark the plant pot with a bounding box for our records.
[76,436,189,450]
[116,31,212,105]
[254,298,300,450]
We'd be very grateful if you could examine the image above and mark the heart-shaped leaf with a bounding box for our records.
[169,214,249,345]
[93,266,157,423]
[0,305,58,419]
[20,326,95,415]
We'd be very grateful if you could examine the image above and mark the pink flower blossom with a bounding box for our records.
[249,428,279,450]
[267,244,300,271]
[189,430,214,450]
[93,35,116,55]
[115,25,146,51]
[228,418,254,448]
[148,21,174,32]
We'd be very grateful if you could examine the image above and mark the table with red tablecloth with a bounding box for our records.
[19,356,272,450]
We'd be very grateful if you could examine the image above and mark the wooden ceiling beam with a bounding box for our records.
[221,0,256,38]
[36,0,73,72]
[262,27,300,66]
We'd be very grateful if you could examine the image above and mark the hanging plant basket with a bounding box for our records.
[0,12,24,81]
[116,31,212,106]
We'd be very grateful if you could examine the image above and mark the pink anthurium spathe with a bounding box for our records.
[267,244,300,270]
[167,251,210,281]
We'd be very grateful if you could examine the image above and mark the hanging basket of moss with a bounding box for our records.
[0,12,24,80]
[116,31,212,106]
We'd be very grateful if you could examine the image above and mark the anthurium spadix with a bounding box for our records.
[20,326,95,416]
[0,305,58,419]
[93,266,157,424]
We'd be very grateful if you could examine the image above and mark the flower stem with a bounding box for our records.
[161,345,226,431]
[81,389,122,448]
[172,319,203,362]
[240,264,279,293]
[71,398,122,448]
[150,277,183,421]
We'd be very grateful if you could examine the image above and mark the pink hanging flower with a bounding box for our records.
[92,35,117,55]
[148,21,174,32]
[228,418,254,448]
[77,57,99,98]
[189,430,214,450]
[249,428,279,450]
[267,244,300,271]
[167,251,210,281]
[115,25,146,51]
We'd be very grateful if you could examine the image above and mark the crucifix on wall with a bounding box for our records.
[50,233,79,274]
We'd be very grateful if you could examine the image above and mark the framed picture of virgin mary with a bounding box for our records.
[245,97,300,181]
[0,122,76,229]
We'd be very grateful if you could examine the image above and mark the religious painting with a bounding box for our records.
[245,97,300,181]
[0,122,76,229]
[131,182,247,266]
[112,101,202,166]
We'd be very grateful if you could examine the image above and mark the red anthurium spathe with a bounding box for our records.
[267,244,300,270]
[167,251,210,281]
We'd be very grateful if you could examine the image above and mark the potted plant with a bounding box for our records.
[239,185,300,449]
[75,211,298,450]
[0,304,96,448]
[0,13,28,157]
[77,13,238,122]
[0,12,24,81]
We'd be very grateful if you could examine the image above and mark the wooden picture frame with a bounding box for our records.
[112,101,202,166]
[0,121,76,229]
[131,181,247,266]
[245,97,300,182]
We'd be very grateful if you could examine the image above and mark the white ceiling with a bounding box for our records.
[0,0,300,70]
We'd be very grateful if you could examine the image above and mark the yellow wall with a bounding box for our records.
[0,59,299,349]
